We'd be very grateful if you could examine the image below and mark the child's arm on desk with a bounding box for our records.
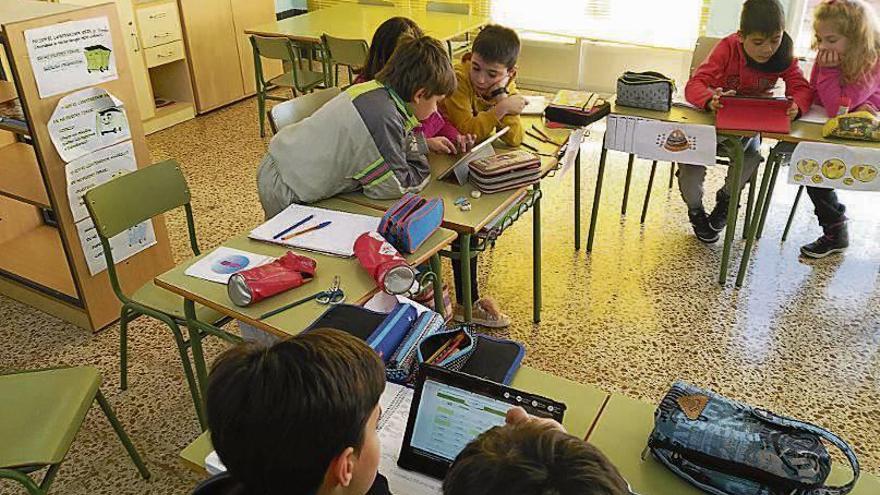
[685,39,734,109]
[781,59,812,118]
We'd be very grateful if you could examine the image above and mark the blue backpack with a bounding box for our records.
[648,381,859,495]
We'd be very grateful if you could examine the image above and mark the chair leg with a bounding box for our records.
[755,157,781,240]
[163,317,206,429]
[334,64,339,87]
[743,176,756,239]
[782,185,804,242]
[668,162,676,189]
[38,462,61,493]
[257,90,267,138]
[621,154,635,215]
[95,391,151,480]
[0,468,44,495]
[640,161,657,224]
[119,307,131,390]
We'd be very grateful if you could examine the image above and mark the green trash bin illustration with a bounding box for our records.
[84,45,112,73]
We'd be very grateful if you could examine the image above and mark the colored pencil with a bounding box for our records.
[425,334,458,365]
[272,214,314,239]
[430,333,465,365]
[281,220,332,241]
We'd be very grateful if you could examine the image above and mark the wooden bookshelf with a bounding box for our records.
[0,142,50,207]
[0,225,79,301]
[0,80,16,103]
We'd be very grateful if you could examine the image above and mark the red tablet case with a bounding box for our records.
[716,96,792,134]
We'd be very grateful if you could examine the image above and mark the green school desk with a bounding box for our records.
[154,198,456,422]
[587,393,875,495]
[244,3,487,45]
[339,116,572,324]
[179,365,609,474]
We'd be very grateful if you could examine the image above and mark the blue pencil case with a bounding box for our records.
[304,303,417,364]
[379,193,444,254]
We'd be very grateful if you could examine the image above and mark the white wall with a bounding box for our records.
[275,0,307,12]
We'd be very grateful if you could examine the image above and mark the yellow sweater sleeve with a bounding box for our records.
[442,71,501,141]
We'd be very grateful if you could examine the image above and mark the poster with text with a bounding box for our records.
[66,140,136,222]
[75,217,156,276]
[632,120,717,166]
[25,17,118,98]
[48,87,130,162]
[788,141,880,192]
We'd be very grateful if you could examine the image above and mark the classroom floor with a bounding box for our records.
[2,94,878,494]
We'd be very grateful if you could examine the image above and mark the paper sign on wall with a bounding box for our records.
[25,16,118,98]
[48,87,130,162]
[788,141,880,192]
[75,217,157,276]
[632,121,717,166]
[65,140,137,222]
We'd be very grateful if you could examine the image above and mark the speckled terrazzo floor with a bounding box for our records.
[1,92,879,494]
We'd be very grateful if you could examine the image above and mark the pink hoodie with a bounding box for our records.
[811,62,880,117]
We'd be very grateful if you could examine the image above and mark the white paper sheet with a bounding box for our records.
[75,217,157,276]
[521,95,547,115]
[184,247,273,284]
[632,120,718,167]
[65,140,137,222]
[799,104,830,125]
[25,17,118,98]
[604,115,655,153]
[49,87,130,162]
[558,127,587,177]
[788,141,880,192]
[249,204,380,257]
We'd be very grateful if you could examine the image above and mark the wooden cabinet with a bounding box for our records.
[179,0,280,113]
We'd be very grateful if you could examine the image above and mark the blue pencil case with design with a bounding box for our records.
[379,193,443,253]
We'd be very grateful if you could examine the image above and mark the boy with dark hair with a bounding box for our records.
[444,407,631,495]
[205,329,389,495]
[681,0,812,243]
[257,36,456,218]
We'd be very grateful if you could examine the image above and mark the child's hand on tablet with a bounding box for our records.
[708,88,736,112]
[506,406,566,433]
[786,101,800,120]
[456,134,476,153]
[427,136,456,154]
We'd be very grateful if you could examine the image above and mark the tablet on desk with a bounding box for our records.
[716,95,792,134]
[397,365,566,480]
[436,127,509,185]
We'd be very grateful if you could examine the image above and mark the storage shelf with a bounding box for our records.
[0,142,50,208]
[0,117,29,136]
[0,81,16,104]
[143,101,195,134]
[0,225,79,300]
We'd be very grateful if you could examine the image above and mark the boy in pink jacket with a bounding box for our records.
[681,0,812,243]
[800,0,880,258]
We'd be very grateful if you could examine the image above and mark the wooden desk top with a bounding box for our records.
[244,3,488,44]
[340,116,571,234]
[588,393,877,495]
[180,365,609,474]
[154,198,456,338]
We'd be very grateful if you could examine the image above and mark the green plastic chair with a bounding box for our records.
[321,34,368,88]
[426,1,472,58]
[0,367,150,494]
[251,35,328,137]
[83,160,241,429]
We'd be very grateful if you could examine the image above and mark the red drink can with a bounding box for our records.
[354,232,416,295]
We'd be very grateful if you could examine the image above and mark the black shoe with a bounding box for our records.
[800,223,849,258]
[689,209,719,243]
[707,193,730,232]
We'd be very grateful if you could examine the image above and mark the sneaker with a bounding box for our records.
[707,193,730,232]
[689,209,719,243]
[801,223,849,258]
[453,297,511,328]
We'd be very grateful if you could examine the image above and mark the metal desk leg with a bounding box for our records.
[734,148,778,287]
[782,186,804,242]
[668,162,676,189]
[755,157,782,240]
[743,177,756,239]
[719,137,744,285]
[533,183,542,323]
[641,160,657,224]
[622,153,635,215]
[460,233,472,323]
[574,150,581,250]
[429,254,445,318]
[587,146,609,252]
[184,299,208,430]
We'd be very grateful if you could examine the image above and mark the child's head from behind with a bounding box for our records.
[739,0,787,64]
[362,17,424,81]
[376,36,456,120]
[206,329,385,495]
[469,25,520,96]
[813,0,880,83]
[443,419,631,495]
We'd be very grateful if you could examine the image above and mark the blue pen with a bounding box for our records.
[272,214,314,239]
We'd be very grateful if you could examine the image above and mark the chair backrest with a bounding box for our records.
[321,34,369,67]
[250,35,296,64]
[359,0,394,6]
[426,1,470,14]
[269,86,341,133]
[690,36,722,75]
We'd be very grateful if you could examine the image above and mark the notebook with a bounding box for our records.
[249,204,380,257]
[521,95,548,115]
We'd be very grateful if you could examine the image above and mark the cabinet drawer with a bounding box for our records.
[144,40,185,68]
[137,2,182,48]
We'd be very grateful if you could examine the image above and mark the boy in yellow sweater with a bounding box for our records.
[442,24,525,147]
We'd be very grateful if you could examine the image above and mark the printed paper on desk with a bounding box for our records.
[250,204,380,257]
[49,87,131,162]
[604,115,655,153]
[788,141,880,192]
[632,121,717,166]
[184,247,273,284]
[66,140,138,222]
[522,95,547,115]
